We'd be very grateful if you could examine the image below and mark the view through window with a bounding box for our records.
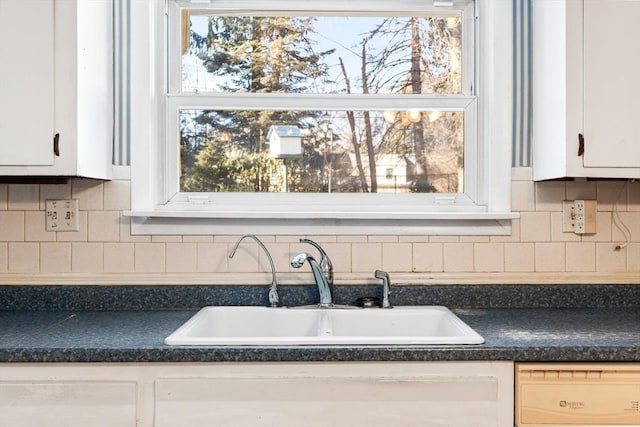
[178,13,466,195]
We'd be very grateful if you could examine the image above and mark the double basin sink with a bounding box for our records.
[164,306,484,346]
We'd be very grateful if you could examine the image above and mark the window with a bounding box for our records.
[128,0,516,235]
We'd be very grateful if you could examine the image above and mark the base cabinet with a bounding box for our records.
[0,381,137,427]
[0,362,514,427]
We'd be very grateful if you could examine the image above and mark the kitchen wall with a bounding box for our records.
[0,168,638,285]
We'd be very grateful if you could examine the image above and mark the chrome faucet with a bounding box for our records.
[375,269,393,309]
[299,238,333,289]
[291,252,333,307]
[229,234,279,307]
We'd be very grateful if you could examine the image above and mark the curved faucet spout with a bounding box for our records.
[229,234,279,307]
[299,238,333,288]
[291,252,333,307]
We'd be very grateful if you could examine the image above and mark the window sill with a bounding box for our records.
[124,210,518,235]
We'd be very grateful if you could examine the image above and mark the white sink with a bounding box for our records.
[164,306,484,346]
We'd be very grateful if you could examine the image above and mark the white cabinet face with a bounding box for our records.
[156,377,500,427]
[0,0,55,166]
[583,0,640,169]
[154,363,513,427]
[0,381,137,427]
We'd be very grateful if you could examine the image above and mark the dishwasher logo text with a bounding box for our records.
[559,400,585,410]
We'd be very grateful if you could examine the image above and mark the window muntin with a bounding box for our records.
[169,1,474,201]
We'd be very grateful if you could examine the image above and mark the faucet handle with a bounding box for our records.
[374,270,393,309]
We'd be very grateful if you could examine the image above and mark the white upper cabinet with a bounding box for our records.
[0,0,55,167]
[0,0,113,179]
[532,0,640,181]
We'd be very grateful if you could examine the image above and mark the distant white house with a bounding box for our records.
[347,153,414,193]
[267,125,303,159]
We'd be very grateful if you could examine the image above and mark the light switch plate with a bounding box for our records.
[45,199,80,232]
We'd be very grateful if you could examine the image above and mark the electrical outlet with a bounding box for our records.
[573,199,597,234]
[45,199,80,232]
[562,200,575,232]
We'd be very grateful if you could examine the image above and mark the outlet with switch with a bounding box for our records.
[45,199,80,232]
[562,199,597,235]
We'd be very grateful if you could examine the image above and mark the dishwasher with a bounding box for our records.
[516,363,640,426]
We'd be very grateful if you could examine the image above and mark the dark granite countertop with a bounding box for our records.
[1,285,639,363]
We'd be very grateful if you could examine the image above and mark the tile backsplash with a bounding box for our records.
[0,168,638,285]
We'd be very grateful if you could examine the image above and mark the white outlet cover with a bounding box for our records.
[45,199,80,232]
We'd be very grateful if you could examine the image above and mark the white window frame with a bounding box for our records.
[127,0,517,235]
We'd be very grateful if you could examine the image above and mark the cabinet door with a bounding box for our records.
[155,376,500,427]
[0,0,55,166]
[0,381,137,427]
[583,0,640,168]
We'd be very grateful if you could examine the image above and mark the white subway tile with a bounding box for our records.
[0,211,24,241]
[627,243,640,271]
[597,181,627,211]
[8,184,39,211]
[460,236,490,243]
[443,243,474,272]
[535,181,565,211]
[8,243,39,273]
[182,235,214,243]
[0,243,7,272]
[71,180,103,210]
[337,235,368,243]
[534,243,565,272]
[263,242,291,274]
[134,243,165,273]
[511,181,535,212]
[88,211,121,242]
[367,235,399,243]
[412,243,443,272]
[197,243,229,273]
[351,243,382,273]
[381,243,412,272]
[511,167,533,181]
[474,243,505,272]
[71,243,103,273]
[596,242,627,272]
[227,243,259,273]
[398,235,430,243]
[166,243,197,273]
[566,181,597,201]
[103,180,131,211]
[504,242,535,272]
[151,235,183,243]
[429,236,459,243]
[611,212,640,243]
[40,243,71,273]
[520,212,551,242]
[565,242,596,272]
[104,243,135,273]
